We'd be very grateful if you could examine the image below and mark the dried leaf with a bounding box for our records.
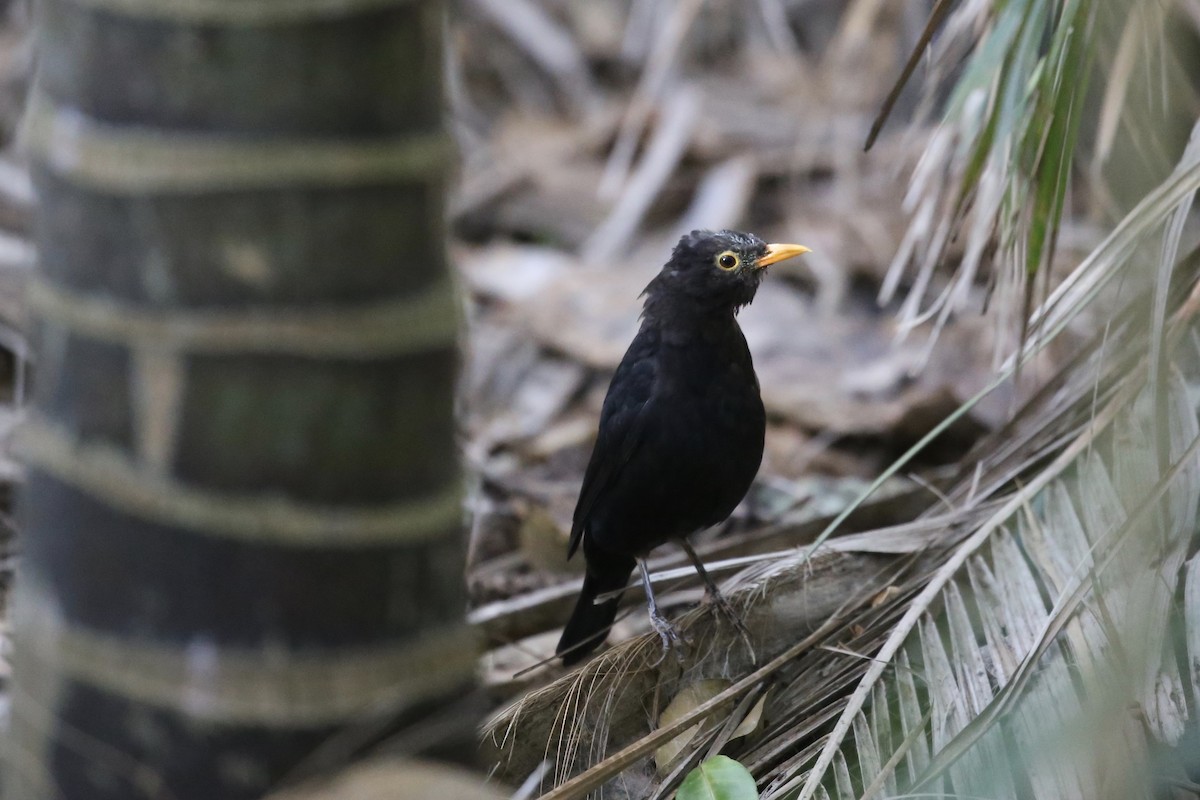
[657,680,733,775]
[729,692,768,741]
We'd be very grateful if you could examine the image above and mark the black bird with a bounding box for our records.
[556,230,810,665]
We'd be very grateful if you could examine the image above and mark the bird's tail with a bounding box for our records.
[556,558,635,666]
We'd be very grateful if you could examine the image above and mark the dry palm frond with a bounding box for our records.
[808,121,1200,567]
[484,545,910,793]
[756,143,1200,798]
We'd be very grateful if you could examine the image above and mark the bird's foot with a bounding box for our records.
[647,609,686,666]
[706,588,757,665]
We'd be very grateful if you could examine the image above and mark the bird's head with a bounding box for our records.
[644,229,811,315]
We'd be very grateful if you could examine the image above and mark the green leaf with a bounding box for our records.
[675,756,758,800]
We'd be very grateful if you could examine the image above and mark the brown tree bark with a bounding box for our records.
[6,1,472,797]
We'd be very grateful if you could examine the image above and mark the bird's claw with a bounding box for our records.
[647,610,686,666]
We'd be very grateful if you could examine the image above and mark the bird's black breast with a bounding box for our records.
[572,318,766,560]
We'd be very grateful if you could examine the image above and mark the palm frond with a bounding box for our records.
[767,175,1200,799]
[884,0,1200,358]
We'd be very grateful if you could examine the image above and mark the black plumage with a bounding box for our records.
[556,229,810,665]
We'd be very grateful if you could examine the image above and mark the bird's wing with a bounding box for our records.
[568,332,658,559]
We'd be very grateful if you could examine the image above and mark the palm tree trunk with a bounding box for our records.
[6,1,468,798]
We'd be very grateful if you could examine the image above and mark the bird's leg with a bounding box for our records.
[639,559,683,663]
[679,540,756,663]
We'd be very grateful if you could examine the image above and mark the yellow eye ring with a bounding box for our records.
[716,251,740,271]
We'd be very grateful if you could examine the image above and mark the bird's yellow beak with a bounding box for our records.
[756,243,811,268]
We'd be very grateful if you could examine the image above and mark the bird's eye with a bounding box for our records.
[716,251,740,271]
